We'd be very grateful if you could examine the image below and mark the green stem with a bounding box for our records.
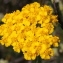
[32,56,42,63]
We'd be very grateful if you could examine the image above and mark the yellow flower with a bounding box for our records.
[0,2,60,60]
[40,48,54,59]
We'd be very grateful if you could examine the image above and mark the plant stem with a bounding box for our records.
[32,56,42,63]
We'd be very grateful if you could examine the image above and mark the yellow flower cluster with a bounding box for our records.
[0,2,60,60]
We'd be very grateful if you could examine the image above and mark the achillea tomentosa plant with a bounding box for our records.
[0,2,60,60]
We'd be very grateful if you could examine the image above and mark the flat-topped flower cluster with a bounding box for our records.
[0,2,60,60]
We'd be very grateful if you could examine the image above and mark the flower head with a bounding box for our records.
[0,2,60,60]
